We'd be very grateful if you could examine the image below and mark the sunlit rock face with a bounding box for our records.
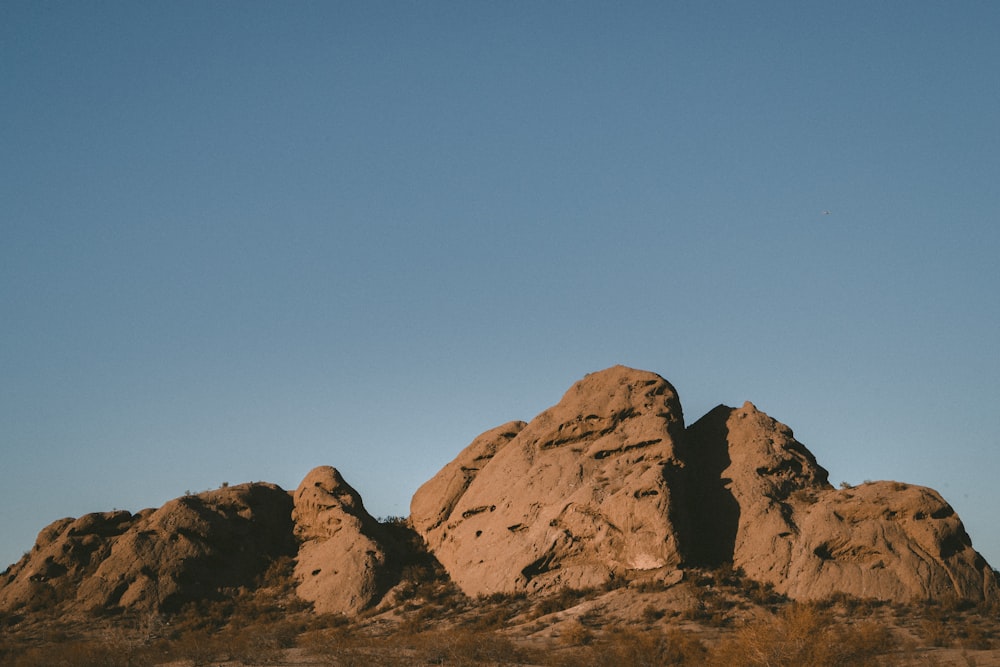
[686,402,998,601]
[413,365,999,603]
[0,483,295,614]
[292,466,394,615]
[411,366,690,597]
[2,365,997,620]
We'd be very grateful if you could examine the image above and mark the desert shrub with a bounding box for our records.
[681,588,734,627]
[790,488,818,505]
[550,628,706,666]
[533,586,596,617]
[641,604,665,623]
[405,629,533,666]
[918,615,953,647]
[561,621,594,645]
[6,638,145,667]
[708,602,894,666]
[463,604,515,631]
[959,621,994,649]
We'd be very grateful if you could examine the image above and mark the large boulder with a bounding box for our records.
[292,466,394,615]
[784,481,999,601]
[410,366,689,597]
[413,366,999,603]
[409,421,526,536]
[684,402,832,576]
[0,510,137,613]
[0,483,296,614]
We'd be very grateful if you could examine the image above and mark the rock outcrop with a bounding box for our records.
[0,510,138,613]
[684,402,833,577]
[2,365,996,619]
[786,481,997,600]
[413,366,998,602]
[411,366,690,597]
[685,402,998,600]
[0,483,295,614]
[291,466,395,615]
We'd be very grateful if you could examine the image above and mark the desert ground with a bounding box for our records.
[4,558,1000,667]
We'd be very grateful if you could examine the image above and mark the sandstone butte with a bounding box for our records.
[2,366,997,617]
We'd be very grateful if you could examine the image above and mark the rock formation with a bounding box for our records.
[2,365,996,619]
[685,402,998,600]
[786,481,996,600]
[411,366,690,597]
[412,366,998,602]
[0,483,295,614]
[291,466,395,615]
[0,510,137,613]
[683,402,833,578]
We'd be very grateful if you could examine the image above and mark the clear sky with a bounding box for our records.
[2,2,998,573]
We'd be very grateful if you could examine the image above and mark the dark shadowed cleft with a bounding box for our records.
[931,505,955,520]
[593,438,662,460]
[461,505,496,519]
[813,544,834,561]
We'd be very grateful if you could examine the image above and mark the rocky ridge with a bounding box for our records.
[1,365,996,619]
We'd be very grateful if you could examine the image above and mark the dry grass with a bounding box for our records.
[2,561,999,666]
[709,602,895,666]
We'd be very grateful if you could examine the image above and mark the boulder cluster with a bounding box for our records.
[2,366,996,617]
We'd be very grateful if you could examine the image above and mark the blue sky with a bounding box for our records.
[2,2,998,572]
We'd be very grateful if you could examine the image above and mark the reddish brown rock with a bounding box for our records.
[784,481,999,601]
[685,402,998,601]
[0,510,136,612]
[414,367,998,603]
[684,402,832,578]
[410,366,689,597]
[292,466,393,615]
[410,420,526,536]
[0,483,295,614]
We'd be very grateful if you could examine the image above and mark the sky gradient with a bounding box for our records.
[2,2,999,572]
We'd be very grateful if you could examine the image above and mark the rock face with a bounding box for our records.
[411,366,690,597]
[786,482,996,600]
[0,483,295,614]
[2,365,996,618]
[0,510,137,613]
[292,466,395,615]
[685,402,998,601]
[684,402,833,578]
[413,366,999,602]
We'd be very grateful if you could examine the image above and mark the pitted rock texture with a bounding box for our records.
[784,481,999,601]
[410,420,526,536]
[413,366,998,603]
[685,402,998,600]
[0,483,295,614]
[292,466,393,615]
[3,365,996,618]
[0,510,137,612]
[410,366,689,597]
[684,402,833,577]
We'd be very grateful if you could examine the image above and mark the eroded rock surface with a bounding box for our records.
[414,366,998,603]
[785,481,999,601]
[292,466,394,614]
[0,483,295,614]
[410,366,689,597]
[684,402,832,578]
[3,365,996,618]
